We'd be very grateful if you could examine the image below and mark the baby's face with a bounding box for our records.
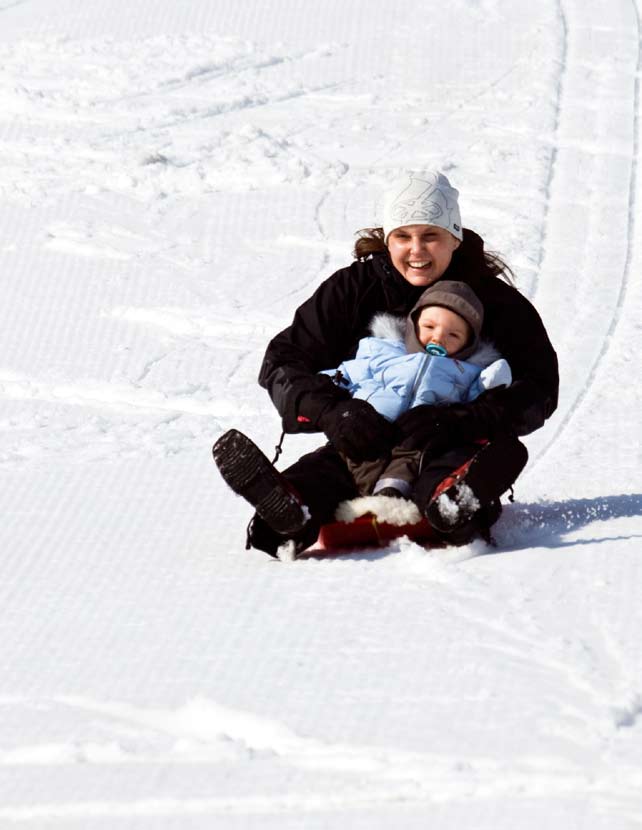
[416,306,471,355]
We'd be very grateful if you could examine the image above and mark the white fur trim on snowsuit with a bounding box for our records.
[369,313,406,341]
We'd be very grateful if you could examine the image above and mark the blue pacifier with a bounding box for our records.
[425,343,447,357]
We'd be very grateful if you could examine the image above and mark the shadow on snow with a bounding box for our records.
[298,493,642,562]
[497,492,642,553]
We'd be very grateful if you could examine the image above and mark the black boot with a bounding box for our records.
[424,436,527,538]
[439,499,503,545]
[213,429,309,536]
[245,514,320,559]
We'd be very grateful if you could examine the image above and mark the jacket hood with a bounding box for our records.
[404,280,484,361]
[369,312,503,369]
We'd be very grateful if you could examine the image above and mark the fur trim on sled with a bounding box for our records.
[334,495,423,526]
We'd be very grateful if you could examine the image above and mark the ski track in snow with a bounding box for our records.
[0,33,351,203]
[1,1,641,827]
[528,0,642,470]
[0,0,28,9]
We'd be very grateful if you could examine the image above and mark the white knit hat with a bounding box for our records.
[382,170,463,242]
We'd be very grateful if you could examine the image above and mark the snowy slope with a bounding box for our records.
[0,0,641,827]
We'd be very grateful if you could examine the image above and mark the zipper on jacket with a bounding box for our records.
[409,352,432,403]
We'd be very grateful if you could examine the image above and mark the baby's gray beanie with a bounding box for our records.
[404,280,484,361]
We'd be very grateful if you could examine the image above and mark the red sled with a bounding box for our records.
[316,514,437,550]
[306,495,440,554]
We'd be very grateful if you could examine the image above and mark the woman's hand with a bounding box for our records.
[396,392,513,450]
[394,405,457,453]
[318,399,398,461]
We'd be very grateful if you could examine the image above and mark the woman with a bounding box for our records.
[213,171,559,556]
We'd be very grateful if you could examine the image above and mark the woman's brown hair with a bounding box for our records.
[353,227,515,285]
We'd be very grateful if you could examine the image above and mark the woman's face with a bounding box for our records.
[387,224,461,287]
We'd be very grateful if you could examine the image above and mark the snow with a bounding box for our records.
[0,0,641,826]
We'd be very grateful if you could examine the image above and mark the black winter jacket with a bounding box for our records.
[259,230,559,438]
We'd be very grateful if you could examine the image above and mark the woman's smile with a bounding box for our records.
[387,225,460,286]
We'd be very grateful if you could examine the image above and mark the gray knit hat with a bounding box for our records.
[405,280,483,360]
[382,170,463,243]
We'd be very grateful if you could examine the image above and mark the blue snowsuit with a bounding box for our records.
[321,315,512,422]
[320,314,512,495]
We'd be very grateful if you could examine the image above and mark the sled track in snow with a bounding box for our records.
[530,0,641,468]
[530,0,568,292]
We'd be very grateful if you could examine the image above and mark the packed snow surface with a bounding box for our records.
[1,0,641,827]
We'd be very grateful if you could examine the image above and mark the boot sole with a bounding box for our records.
[212,429,307,536]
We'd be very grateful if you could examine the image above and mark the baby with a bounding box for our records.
[321,280,511,498]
